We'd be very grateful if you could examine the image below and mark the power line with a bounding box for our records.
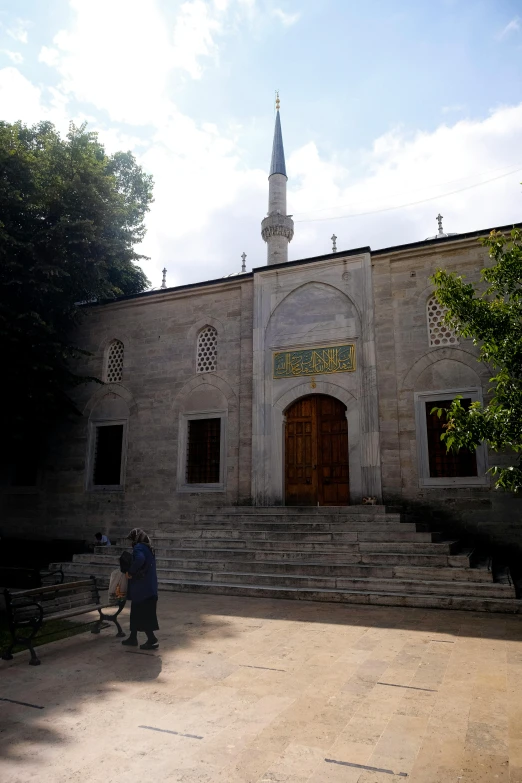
[294,166,522,224]
[293,161,522,217]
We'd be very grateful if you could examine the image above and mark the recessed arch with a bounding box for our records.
[269,280,361,324]
[174,374,237,412]
[266,281,360,348]
[83,384,137,417]
[402,347,487,391]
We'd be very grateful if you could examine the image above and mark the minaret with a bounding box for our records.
[261,93,294,265]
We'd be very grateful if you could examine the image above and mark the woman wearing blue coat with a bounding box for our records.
[122,528,159,650]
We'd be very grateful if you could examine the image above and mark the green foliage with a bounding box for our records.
[432,227,522,492]
[0,121,153,443]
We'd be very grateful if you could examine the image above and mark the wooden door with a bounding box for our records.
[285,395,349,506]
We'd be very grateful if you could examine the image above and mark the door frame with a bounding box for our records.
[284,394,350,506]
[275,381,363,505]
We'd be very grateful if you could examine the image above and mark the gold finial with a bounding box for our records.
[275,90,280,111]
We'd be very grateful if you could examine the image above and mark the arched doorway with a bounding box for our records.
[285,394,349,506]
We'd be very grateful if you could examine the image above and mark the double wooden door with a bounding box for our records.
[285,395,349,506]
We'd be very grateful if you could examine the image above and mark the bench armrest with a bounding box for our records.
[6,595,44,630]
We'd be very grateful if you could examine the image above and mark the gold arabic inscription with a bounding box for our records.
[273,344,356,379]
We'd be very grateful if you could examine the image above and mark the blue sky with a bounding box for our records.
[1,0,522,287]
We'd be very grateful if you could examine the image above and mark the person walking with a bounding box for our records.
[121,528,159,650]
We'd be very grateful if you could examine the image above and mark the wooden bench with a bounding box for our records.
[2,577,126,665]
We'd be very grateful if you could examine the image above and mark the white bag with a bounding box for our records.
[108,569,128,604]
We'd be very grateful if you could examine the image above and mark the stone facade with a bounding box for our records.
[3,226,522,557]
[373,233,522,552]
[1,279,254,541]
[2,100,521,555]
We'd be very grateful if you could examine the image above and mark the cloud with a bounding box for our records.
[272,7,301,26]
[2,2,522,290]
[0,67,46,124]
[37,0,252,124]
[1,50,23,64]
[171,0,223,79]
[496,17,520,40]
[287,105,522,260]
[6,19,29,44]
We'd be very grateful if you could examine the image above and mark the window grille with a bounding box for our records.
[427,295,459,347]
[106,340,124,383]
[186,418,221,483]
[93,424,124,485]
[196,326,217,373]
[425,400,477,478]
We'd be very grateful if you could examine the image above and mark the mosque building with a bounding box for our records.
[3,100,521,611]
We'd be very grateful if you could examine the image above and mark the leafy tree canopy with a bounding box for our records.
[432,228,522,492]
[0,120,153,444]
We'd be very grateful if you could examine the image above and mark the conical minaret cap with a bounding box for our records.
[269,109,287,177]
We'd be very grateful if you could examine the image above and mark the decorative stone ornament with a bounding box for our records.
[196,326,218,373]
[427,294,459,347]
[105,339,124,383]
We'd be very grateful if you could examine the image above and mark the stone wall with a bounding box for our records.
[373,235,522,554]
[1,278,254,542]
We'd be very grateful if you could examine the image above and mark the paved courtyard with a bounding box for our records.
[1,592,521,782]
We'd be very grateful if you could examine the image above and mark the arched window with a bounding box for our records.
[427,294,459,347]
[196,326,217,373]
[105,339,124,383]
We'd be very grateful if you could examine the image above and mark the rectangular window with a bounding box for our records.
[93,424,124,486]
[186,418,221,484]
[414,388,487,487]
[425,400,477,478]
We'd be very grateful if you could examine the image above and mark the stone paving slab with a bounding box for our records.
[1,593,521,782]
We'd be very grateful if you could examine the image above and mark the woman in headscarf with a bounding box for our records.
[121,528,159,650]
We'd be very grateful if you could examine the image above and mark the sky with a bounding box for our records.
[1,0,522,289]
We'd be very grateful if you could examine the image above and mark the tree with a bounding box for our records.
[0,120,153,448]
[432,227,522,492]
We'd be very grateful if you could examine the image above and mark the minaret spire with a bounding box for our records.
[261,93,294,265]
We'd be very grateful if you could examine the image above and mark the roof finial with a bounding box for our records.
[275,90,280,112]
[241,252,247,273]
[436,213,444,236]
[331,234,337,253]
[161,267,167,289]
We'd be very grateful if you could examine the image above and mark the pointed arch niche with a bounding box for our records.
[251,257,382,506]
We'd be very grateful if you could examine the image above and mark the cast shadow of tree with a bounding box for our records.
[0,591,521,767]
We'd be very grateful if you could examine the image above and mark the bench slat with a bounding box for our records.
[45,604,103,622]
[10,579,94,598]
[15,601,99,621]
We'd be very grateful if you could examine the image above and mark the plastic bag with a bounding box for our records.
[108,569,128,604]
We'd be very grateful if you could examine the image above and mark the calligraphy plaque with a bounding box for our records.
[273,344,356,379]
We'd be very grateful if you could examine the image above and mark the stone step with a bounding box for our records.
[115,537,453,554]
[205,506,391,515]
[146,529,437,542]
[56,561,514,599]
[76,553,493,583]
[90,545,470,567]
[153,521,417,533]
[148,580,522,614]
[190,511,402,524]
[57,570,522,613]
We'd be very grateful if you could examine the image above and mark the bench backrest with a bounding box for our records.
[4,578,100,625]
[0,567,64,590]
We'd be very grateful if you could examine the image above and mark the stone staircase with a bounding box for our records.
[50,507,522,613]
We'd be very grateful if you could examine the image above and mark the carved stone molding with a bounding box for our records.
[261,213,294,243]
